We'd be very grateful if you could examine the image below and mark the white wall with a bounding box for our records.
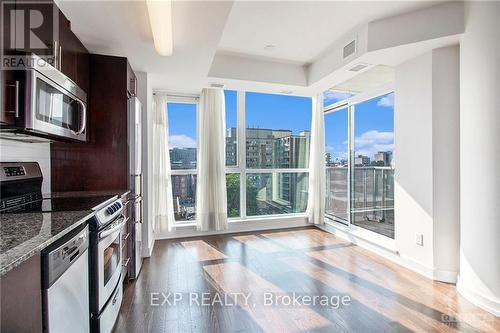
[458,1,500,316]
[431,46,460,280]
[395,51,435,272]
[136,71,155,257]
[394,45,460,282]
[0,140,51,193]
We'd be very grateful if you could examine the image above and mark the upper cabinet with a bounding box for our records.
[3,0,89,92]
[58,12,90,93]
[127,62,137,97]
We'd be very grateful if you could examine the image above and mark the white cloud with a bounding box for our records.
[353,130,393,158]
[377,93,394,108]
[169,135,196,148]
[326,145,348,160]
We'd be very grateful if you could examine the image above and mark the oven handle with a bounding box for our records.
[99,217,128,239]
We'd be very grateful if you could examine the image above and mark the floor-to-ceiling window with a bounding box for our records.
[244,92,311,217]
[324,107,349,223]
[351,92,395,238]
[323,89,395,238]
[225,90,241,218]
[167,90,312,224]
[167,98,198,222]
[225,91,312,219]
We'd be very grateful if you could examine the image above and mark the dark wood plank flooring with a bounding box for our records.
[114,227,499,333]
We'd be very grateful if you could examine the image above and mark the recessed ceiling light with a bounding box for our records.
[264,44,276,51]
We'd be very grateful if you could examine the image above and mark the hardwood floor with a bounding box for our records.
[114,227,499,333]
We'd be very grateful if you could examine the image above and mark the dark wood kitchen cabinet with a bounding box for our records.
[51,54,134,192]
[2,0,89,90]
[0,254,43,333]
[58,11,90,93]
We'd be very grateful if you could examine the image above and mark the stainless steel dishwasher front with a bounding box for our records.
[42,224,90,333]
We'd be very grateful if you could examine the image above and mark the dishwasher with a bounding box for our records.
[41,223,90,333]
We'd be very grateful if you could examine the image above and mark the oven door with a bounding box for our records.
[25,68,87,142]
[97,216,125,311]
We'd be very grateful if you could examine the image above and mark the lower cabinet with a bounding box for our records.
[0,254,43,333]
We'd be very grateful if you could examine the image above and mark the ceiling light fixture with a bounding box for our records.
[146,0,173,56]
[264,44,276,51]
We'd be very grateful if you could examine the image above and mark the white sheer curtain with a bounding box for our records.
[306,94,326,225]
[152,94,176,233]
[196,88,228,231]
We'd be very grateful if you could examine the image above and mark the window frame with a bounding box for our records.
[323,83,395,238]
[166,90,312,224]
[227,91,311,221]
[167,94,199,224]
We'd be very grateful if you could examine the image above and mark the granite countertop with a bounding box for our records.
[0,190,130,277]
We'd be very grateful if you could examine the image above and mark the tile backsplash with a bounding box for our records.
[0,139,51,193]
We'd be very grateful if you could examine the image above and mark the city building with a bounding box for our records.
[169,147,196,169]
[354,155,370,166]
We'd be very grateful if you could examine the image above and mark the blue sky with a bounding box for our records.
[325,92,394,160]
[245,92,311,134]
[167,91,394,157]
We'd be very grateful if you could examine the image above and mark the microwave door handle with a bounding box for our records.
[76,99,86,135]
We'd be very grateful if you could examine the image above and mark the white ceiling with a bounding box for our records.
[56,0,233,94]
[56,0,450,95]
[218,1,440,65]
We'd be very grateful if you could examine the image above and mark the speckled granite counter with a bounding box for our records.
[0,190,129,277]
[0,210,93,276]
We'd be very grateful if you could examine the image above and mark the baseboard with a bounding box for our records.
[433,268,458,284]
[143,238,155,258]
[318,222,458,284]
[457,277,500,317]
[155,215,309,240]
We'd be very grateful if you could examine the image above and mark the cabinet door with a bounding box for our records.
[1,70,24,125]
[14,1,58,56]
[0,254,43,333]
[75,41,89,93]
[126,61,137,97]
[59,12,77,81]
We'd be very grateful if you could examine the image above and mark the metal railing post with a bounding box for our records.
[381,169,386,222]
[363,168,367,219]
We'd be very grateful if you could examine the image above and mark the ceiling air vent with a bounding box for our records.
[343,40,356,59]
[210,83,225,88]
[349,63,370,72]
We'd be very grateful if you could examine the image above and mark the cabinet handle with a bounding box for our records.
[53,40,58,68]
[59,44,62,70]
[122,258,130,267]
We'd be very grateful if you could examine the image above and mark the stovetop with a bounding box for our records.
[1,195,116,214]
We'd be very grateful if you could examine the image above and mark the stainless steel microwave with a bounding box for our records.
[1,55,87,142]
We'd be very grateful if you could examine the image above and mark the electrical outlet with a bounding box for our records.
[415,234,424,246]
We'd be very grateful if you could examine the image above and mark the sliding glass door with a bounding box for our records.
[324,107,349,223]
[324,91,395,239]
[351,93,395,238]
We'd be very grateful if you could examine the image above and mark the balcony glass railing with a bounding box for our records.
[325,166,395,238]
